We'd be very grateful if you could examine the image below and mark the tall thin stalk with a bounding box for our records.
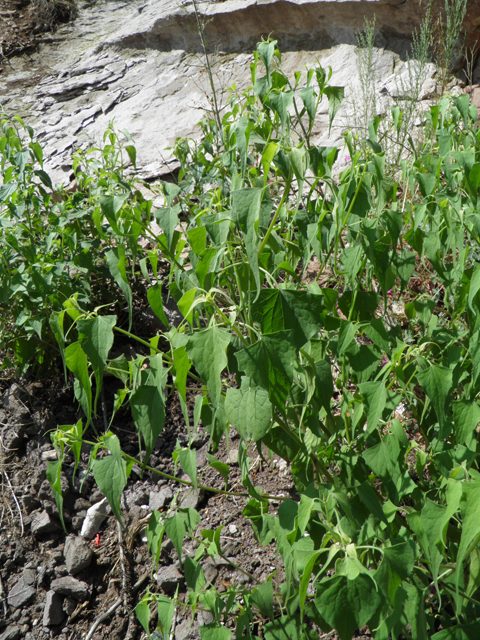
[355,15,377,141]
[391,2,433,165]
[191,0,225,149]
[435,0,468,93]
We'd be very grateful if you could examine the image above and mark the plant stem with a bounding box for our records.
[258,180,291,260]
[191,0,224,148]
[83,444,289,502]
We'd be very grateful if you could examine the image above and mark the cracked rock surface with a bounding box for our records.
[0,0,463,185]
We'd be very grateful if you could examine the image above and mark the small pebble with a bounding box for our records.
[41,451,58,461]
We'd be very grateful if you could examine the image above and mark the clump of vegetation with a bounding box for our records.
[434,0,468,92]
[0,117,153,373]
[3,23,480,640]
[355,0,468,168]
[355,15,378,142]
[355,5,433,167]
[31,0,78,29]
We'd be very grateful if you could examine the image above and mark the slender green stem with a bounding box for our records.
[275,415,335,483]
[437,580,480,607]
[258,180,291,260]
[214,304,249,347]
[113,326,202,383]
[114,325,163,354]
[86,446,289,502]
[191,0,224,148]
[334,161,368,274]
[347,289,358,322]
[226,240,253,342]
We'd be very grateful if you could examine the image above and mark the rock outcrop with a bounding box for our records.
[0,0,476,183]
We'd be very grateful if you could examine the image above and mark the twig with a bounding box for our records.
[3,469,24,536]
[117,520,137,639]
[124,616,137,640]
[83,522,137,639]
[191,0,224,147]
[170,605,177,640]
[0,572,7,616]
[117,521,128,616]
[132,570,150,594]
[84,597,122,640]
[68,600,89,624]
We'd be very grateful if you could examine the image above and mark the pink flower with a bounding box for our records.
[344,155,351,164]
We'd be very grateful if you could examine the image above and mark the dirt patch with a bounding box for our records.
[0,362,306,639]
[0,0,76,61]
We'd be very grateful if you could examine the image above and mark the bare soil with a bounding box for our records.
[0,0,74,61]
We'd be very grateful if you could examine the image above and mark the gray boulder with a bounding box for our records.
[50,576,89,601]
[0,627,21,640]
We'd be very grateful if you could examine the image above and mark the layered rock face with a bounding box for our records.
[0,0,477,182]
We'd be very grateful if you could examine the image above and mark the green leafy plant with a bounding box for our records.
[0,119,161,373]
[355,8,434,168]
[24,37,480,640]
[434,0,468,93]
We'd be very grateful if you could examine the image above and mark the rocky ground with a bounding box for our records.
[0,366,309,640]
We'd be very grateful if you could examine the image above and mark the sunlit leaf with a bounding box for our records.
[315,574,381,640]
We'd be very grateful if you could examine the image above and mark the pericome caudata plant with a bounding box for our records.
[2,33,480,640]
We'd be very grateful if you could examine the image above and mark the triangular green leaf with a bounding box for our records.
[417,365,453,431]
[231,188,263,298]
[225,377,273,441]
[358,381,386,435]
[65,341,92,426]
[324,85,344,133]
[164,508,201,565]
[235,330,298,410]
[93,440,127,526]
[186,327,231,408]
[251,288,324,344]
[130,384,166,465]
[77,315,116,416]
